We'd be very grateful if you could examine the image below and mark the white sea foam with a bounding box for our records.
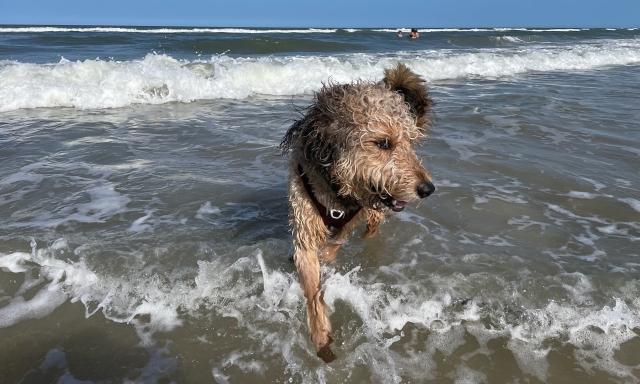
[0,169,44,185]
[195,201,221,219]
[0,252,32,273]
[373,28,490,33]
[376,28,502,33]
[4,181,131,228]
[524,28,587,32]
[0,164,46,206]
[580,176,607,191]
[0,27,593,34]
[54,183,131,225]
[372,28,589,33]
[492,35,526,43]
[2,39,639,112]
[0,240,99,328]
[0,285,67,328]
[128,211,154,233]
[567,190,599,199]
[0,27,338,34]
[508,216,550,231]
[619,197,640,213]
[1,240,639,381]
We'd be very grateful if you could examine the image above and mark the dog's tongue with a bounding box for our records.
[391,199,406,212]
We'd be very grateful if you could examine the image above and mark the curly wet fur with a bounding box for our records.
[281,63,433,362]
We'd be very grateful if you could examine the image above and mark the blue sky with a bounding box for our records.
[1,0,638,27]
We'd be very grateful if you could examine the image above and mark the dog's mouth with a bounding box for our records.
[380,194,407,212]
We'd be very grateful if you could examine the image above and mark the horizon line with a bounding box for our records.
[1,23,638,29]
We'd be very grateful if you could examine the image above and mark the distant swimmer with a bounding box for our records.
[409,28,420,39]
[396,30,403,38]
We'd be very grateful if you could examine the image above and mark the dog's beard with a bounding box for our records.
[361,190,409,212]
[333,164,415,213]
[379,194,408,212]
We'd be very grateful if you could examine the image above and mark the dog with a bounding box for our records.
[280,63,435,362]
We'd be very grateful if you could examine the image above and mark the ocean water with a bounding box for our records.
[0,26,639,383]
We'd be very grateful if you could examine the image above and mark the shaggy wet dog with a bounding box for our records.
[280,64,435,362]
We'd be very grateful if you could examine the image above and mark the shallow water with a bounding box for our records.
[1,27,640,383]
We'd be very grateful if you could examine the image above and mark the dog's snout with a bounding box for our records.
[417,181,435,198]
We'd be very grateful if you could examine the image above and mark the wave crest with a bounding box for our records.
[0,26,339,34]
[1,40,639,111]
[1,240,639,381]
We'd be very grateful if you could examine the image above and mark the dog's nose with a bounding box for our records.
[417,181,435,198]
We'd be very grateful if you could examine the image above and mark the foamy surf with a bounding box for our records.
[0,27,339,34]
[2,39,640,111]
[0,27,597,34]
[0,240,639,382]
[373,28,590,32]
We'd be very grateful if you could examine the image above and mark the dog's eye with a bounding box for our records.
[377,138,392,150]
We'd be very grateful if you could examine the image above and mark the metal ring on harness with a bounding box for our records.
[329,209,345,220]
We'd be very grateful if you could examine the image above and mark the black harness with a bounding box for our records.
[297,164,361,233]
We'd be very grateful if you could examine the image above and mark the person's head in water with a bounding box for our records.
[397,30,403,38]
[409,28,419,39]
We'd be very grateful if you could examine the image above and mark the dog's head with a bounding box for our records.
[281,63,435,212]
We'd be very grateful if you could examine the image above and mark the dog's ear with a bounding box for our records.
[383,63,432,129]
[281,82,347,167]
[280,103,335,166]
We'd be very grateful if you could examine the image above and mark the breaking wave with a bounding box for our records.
[0,27,598,34]
[1,240,638,382]
[372,28,590,33]
[491,35,526,43]
[0,26,339,34]
[1,39,640,111]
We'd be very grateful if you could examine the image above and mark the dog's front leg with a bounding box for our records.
[293,246,335,362]
[363,209,385,239]
[289,174,336,362]
[318,237,345,263]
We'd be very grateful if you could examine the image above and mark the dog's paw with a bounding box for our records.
[362,228,378,239]
[312,330,335,362]
[316,337,336,363]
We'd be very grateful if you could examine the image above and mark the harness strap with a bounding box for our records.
[297,164,361,232]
